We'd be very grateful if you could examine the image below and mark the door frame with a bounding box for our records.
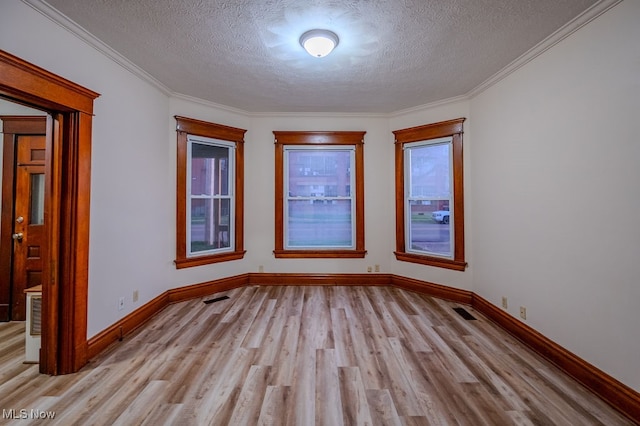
[0,49,99,374]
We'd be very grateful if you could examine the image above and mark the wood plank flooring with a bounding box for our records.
[0,285,633,425]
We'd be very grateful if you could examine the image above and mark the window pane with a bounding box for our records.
[408,200,451,256]
[287,199,352,247]
[190,198,231,253]
[409,143,450,198]
[288,150,351,197]
[30,173,45,225]
[191,143,230,196]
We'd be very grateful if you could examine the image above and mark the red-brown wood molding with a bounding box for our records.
[0,49,100,375]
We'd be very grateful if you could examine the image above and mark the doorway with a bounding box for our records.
[1,115,47,323]
[0,49,99,375]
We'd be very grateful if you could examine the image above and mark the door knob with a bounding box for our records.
[12,232,23,241]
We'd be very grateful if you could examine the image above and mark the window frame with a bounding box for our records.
[393,118,467,271]
[274,131,366,258]
[283,145,356,250]
[175,116,246,268]
[186,135,235,257]
[404,136,454,258]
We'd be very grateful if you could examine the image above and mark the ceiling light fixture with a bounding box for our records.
[300,29,339,58]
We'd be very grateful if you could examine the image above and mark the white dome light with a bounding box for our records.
[300,29,339,58]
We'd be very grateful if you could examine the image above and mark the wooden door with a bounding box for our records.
[12,135,46,320]
[0,116,46,322]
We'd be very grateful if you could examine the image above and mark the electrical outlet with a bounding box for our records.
[520,306,527,320]
[501,296,508,309]
[258,265,264,273]
[118,297,125,311]
[367,266,372,273]
[374,264,380,272]
[133,290,139,303]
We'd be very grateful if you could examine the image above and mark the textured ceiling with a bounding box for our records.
[43,0,599,113]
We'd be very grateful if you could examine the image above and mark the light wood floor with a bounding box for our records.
[0,285,633,425]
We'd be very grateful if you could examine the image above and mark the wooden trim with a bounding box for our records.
[354,141,366,253]
[471,294,640,424]
[391,275,473,304]
[235,137,245,257]
[58,111,93,373]
[393,118,467,271]
[451,131,465,263]
[272,249,367,259]
[174,115,246,142]
[273,131,366,258]
[0,130,14,321]
[0,50,98,114]
[392,118,464,144]
[393,251,467,271]
[274,141,284,251]
[0,115,47,133]
[167,274,247,303]
[174,250,247,269]
[175,129,187,261]
[41,115,62,374]
[273,131,366,145]
[394,140,405,254]
[174,116,247,268]
[248,272,391,286]
[0,50,99,375]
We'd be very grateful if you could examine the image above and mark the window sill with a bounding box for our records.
[394,251,467,271]
[175,250,246,269]
[274,249,367,259]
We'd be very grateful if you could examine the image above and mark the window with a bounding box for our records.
[393,118,466,271]
[175,116,246,268]
[274,131,366,258]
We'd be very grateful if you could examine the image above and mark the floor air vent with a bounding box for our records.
[203,295,230,305]
[453,307,476,320]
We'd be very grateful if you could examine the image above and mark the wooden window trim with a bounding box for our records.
[174,116,246,268]
[393,118,466,271]
[273,131,366,259]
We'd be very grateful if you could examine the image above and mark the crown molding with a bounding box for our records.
[387,94,470,118]
[170,92,251,117]
[248,110,390,119]
[467,0,623,99]
[171,92,391,118]
[22,0,172,97]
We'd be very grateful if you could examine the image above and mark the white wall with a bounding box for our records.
[1,1,177,337]
[0,99,45,118]
[469,0,640,391]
